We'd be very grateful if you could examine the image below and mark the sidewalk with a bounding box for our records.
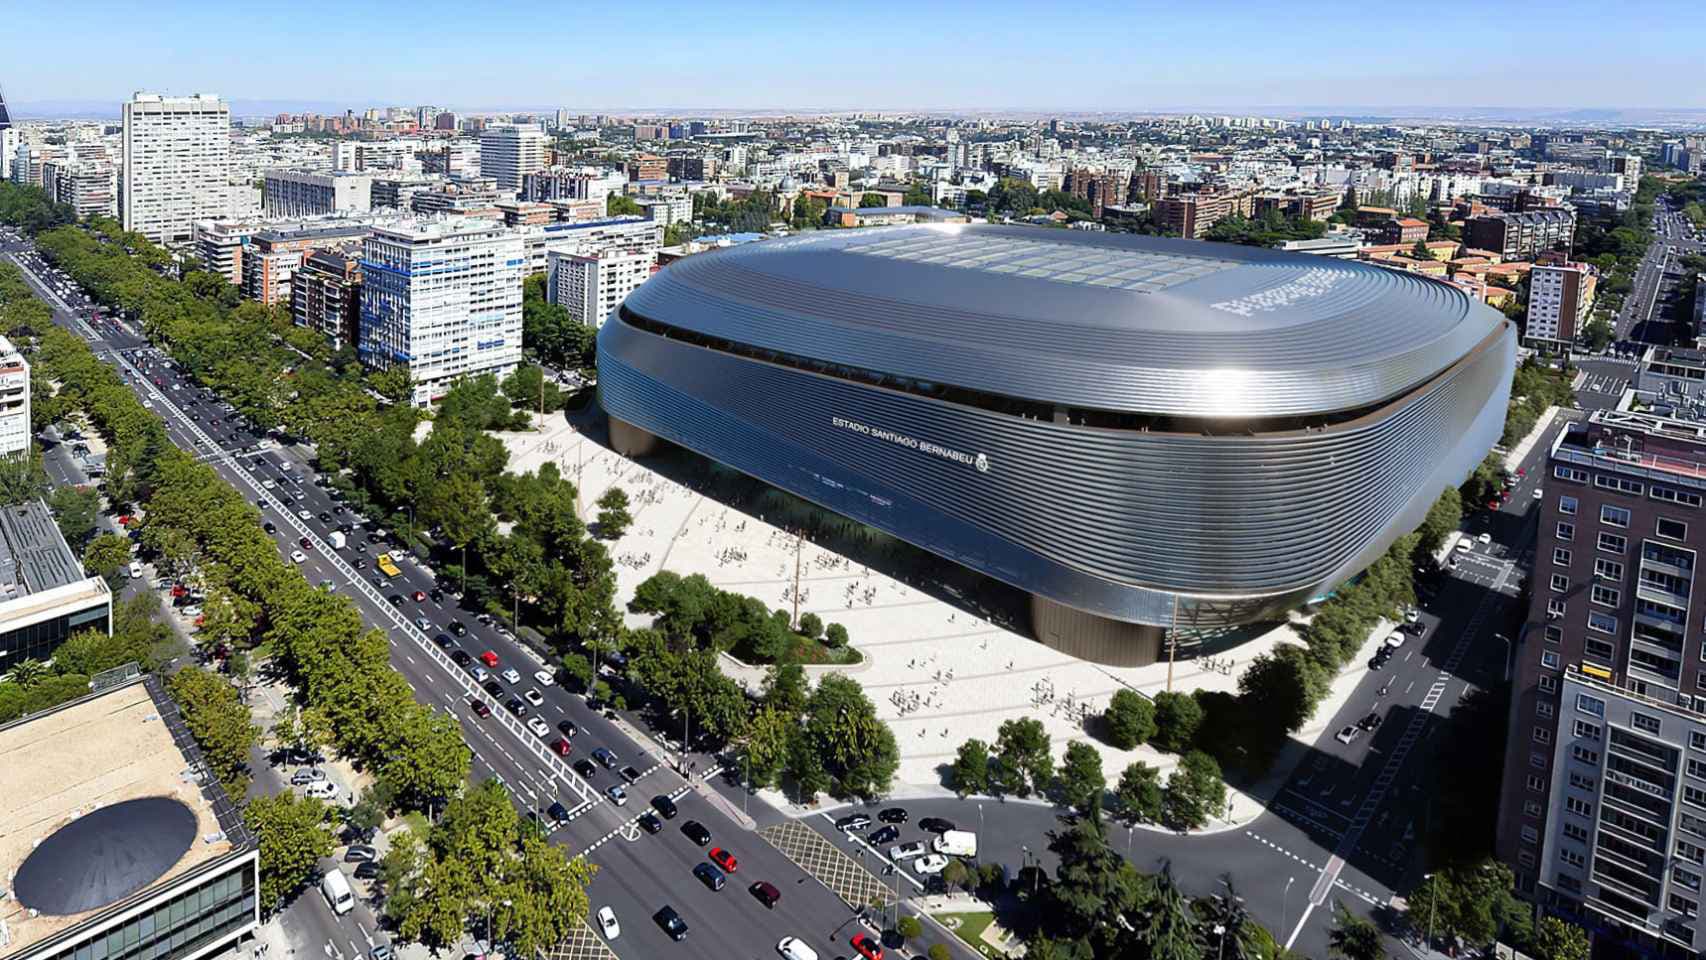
[1502,405,1561,472]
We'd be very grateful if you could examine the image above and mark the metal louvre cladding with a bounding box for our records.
[598,225,1515,630]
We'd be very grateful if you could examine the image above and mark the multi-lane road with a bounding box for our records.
[1,237,969,960]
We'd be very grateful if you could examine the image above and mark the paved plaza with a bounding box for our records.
[489,409,1389,818]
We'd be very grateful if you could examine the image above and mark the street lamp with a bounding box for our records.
[1424,873,1437,956]
[1282,876,1295,941]
[1214,924,1227,960]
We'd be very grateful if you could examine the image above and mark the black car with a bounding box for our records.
[482,680,504,697]
[1358,712,1384,732]
[653,906,688,941]
[573,759,598,780]
[262,522,276,534]
[835,814,873,832]
[878,807,909,824]
[620,765,642,784]
[433,634,454,649]
[505,698,527,717]
[869,825,899,846]
[692,862,725,891]
[451,650,473,666]
[749,881,781,909]
[318,512,332,523]
[651,795,678,819]
[638,812,664,834]
[449,620,467,636]
[681,820,711,846]
[353,861,380,880]
[547,801,571,823]
[919,817,957,834]
[354,558,368,569]
[557,719,579,738]
[387,594,403,607]
[430,588,444,603]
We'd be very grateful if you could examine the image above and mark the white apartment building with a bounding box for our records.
[520,215,662,275]
[0,335,31,458]
[358,217,525,407]
[262,169,373,218]
[523,166,626,205]
[121,92,232,244]
[0,128,16,182]
[636,195,691,228]
[547,247,655,328]
[1526,262,1598,349]
[479,124,547,194]
[42,158,117,219]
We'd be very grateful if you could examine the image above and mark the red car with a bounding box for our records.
[708,847,737,873]
[480,650,500,668]
[468,698,491,718]
[412,590,428,602]
[552,737,572,757]
[850,932,882,960]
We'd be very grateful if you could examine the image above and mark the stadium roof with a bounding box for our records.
[624,224,1508,418]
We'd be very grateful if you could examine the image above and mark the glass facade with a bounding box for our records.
[35,858,255,960]
[1,603,110,664]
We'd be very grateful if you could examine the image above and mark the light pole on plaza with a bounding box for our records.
[1282,876,1295,942]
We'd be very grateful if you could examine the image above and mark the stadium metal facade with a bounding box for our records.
[597,225,1515,665]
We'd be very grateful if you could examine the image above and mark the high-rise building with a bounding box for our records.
[262,169,373,218]
[1525,262,1598,349]
[41,157,117,219]
[358,217,525,407]
[0,334,29,458]
[625,155,667,182]
[241,223,371,306]
[523,166,625,205]
[121,92,232,245]
[291,250,363,348]
[478,123,547,194]
[547,247,655,328]
[1464,209,1577,261]
[1499,410,1706,955]
[0,87,14,183]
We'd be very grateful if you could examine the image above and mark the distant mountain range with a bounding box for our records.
[10,97,1706,128]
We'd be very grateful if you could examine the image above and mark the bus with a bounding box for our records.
[375,553,402,578]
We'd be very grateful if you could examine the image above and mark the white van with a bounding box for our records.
[932,830,978,857]
[128,560,143,579]
[321,869,355,915]
[776,937,819,960]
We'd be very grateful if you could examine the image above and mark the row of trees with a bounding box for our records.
[628,570,851,663]
[520,272,596,376]
[1501,358,1577,449]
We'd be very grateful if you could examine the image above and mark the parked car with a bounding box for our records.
[638,812,664,834]
[606,785,628,806]
[344,845,377,863]
[869,825,900,846]
[1335,725,1363,745]
[596,906,620,941]
[573,759,599,780]
[835,813,873,832]
[889,841,928,860]
[919,817,957,833]
[850,932,883,960]
[878,807,908,824]
[651,795,679,819]
[682,820,711,846]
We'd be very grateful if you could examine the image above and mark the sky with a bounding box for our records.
[5,0,1705,114]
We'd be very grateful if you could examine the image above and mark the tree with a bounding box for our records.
[1102,689,1156,749]
[0,451,47,505]
[607,194,642,217]
[348,790,388,836]
[993,717,1052,797]
[824,622,849,649]
[1057,740,1106,814]
[1583,316,1615,353]
[803,674,897,799]
[786,726,830,803]
[1114,761,1164,824]
[1162,751,1226,830]
[595,487,632,540]
[1413,486,1464,556]
[492,832,598,957]
[82,532,133,581]
[1328,902,1385,960]
[1151,691,1203,752]
[1132,866,1202,960]
[927,944,951,960]
[950,738,991,797]
[559,651,593,689]
[47,484,101,547]
[244,792,334,910]
[941,857,972,891]
[1411,239,1434,261]
[167,665,260,797]
[1532,916,1591,960]
[896,915,923,942]
[384,705,472,810]
[1238,647,1323,737]
[4,657,49,687]
[744,704,794,789]
[797,611,823,639]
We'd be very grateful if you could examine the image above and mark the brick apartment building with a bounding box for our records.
[1466,209,1577,261]
[1152,191,1251,239]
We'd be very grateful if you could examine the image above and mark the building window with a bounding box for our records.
[1683,813,1706,839]
[1522,825,1539,843]
[1557,522,1576,541]
[1548,600,1568,619]
[1681,840,1706,864]
[1595,475,1644,496]
[1542,651,1562,670]
[1676,867,1703,892]
[1592,585,1622,608]
[1562,849,1587,869]
[1670,894,1699,919]
[1569,771,1597,792]
[1565,795,1594,817]
[1528,774,1547,792]
[1572,745,1600,765]
[1551,574,1570,593]
[1685,785,1706,809]
[1690,758,1706,781]
[1599,532,1628,554]
[1545,624,1564,644]
[1556,466,1589,484]
[1532,750,1550,769]
[1595,558,1624,581]
[1535,726,1553,744]
[1587,611,1618,634]
[1518,851,1536,868]
[1564,822,1591,843]
[1541,675,1560,693]
[1633,712,1663,734]
[1652,485,1704,508]
[1692,731,1706,753]
[1525,799,1544,816]
[1660,518,1689,540]
[1555,547,1573,566]
[1601,505,1632,528]
[1578,694,1606,717]
[1585,638,1617,662]
[1538,701,1556,719]
[1560,495,1580,515]
[1574,719,1603,741]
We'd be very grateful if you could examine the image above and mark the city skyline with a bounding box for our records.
[5,0,1706,114]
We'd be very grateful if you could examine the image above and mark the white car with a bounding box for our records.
[526,716,550,738]
[304,780,338,799]
[1384,632,1405,649]
[889,841,928,860]
[523,688,544,706]
[596,906,620,940]
[913,854,950,875]
[534,669,556,687]
[1476,532,1492,545]
[502,668,522,684]
[1334,725,1363,745]
[290,550,307,564]
[1454,539,1472,553]
[297,510,312,521]
[1532,487,1544,500]
[261,479,276,489]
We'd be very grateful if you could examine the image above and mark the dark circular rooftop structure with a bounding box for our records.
[14,796,196,915]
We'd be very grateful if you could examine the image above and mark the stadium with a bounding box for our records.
[597,225,1515,665]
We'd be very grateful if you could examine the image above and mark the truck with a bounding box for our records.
[320,868,354,915]
[329,531,346,550]
[931,830,978,858]
[375,553,401,578]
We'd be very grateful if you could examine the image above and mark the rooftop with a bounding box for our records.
[0,500,87,601]
[0,680,243,953]
[1554,410,1706,485]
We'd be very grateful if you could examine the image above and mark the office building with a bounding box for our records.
[192,220,253,286]
[1526,262,1598,349]
[633,123,669,141]
[547,246,655,328]
[41,158,117,220]
[1500,410,1706,956]
[358,217,525,407]
[290,250,363,348]
[0,335,29,458]
[625,155,667,182]
[0,129,16,183]
[261,169,372,218]
[371,173,442,210]
[478,124,546,194]
[0,498,112,665]
[410,176,502,218]
[600,226,1515,665]
[524,167,625,206]
[1465,209,1577,261]
[0,678,259,960]
[121,93,232,245]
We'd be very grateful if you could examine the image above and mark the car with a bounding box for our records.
[305,780,338,800]
[451,650,473,666]
[653,906,688,941]
[606,784,628,806]
[387,594,404,607]
[468,697,491,717]
[850,932,883,960]
[889,841,928,860]
[1533,487,1544,500]
[596,906,620,940]
[290,550,307,563]
[1384,632,1405,649]
[353,861,381,881]
[620,765,642,784]
[449,620,467,636]
[708,847,738,873]
[297,510,312,521]
[318,512,333,524]
[1477,532,1492,545]
[750,880,781,909]
[433,633,454,649]
[479,650,499,668]
[546,800,571,824]
[1402,606,1420,624]
[913,854,950,875]
[522,688,544,706]
[502,668,522,684]
[534,669,556,686]
[262,479,276,489]
[505,698,528,717]
[919,817,957,834]
[526,716,551,738]
[344,844,377,863]
[1454,539,1472,553]
[549,735,573,757]
[869,825,899,845]
[573,759,599,780]
[430,588,444,603]
[412,590,427,603]
[290,768,328,785]
[682,820,712,846]
[354,558,367,569]
[692,862,726,891]
[262,521,277,534]
[557,719,579,738]
[414,616,434,632]
[592,747,619,768]
[1358,712,1384,732]
[835,813,873,832]
[1335,725,1363,745]
[483,679,504,697]
[638,812,664,834]
[878,807,908,824]
[652,794,679,819]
